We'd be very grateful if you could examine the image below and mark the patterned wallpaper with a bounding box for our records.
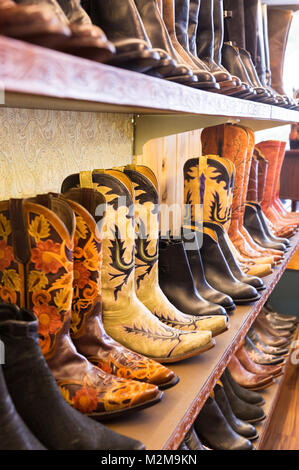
[0,108,133,199]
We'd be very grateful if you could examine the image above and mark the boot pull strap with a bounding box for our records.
[9,199,31,264]
[35,193,52,209]
[79,171,93,189]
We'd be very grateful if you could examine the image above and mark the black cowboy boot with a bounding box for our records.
[0,303,146,450]
[85,0,161,73]
[221,369,266,423]
[162,0,219,89]
[223,369,265,406]
[183,425,207,450]
[214,382,258,440]
[159,237,229,320]
[194,396,253,450]
[134,0,198,83]
[0,363,45,450]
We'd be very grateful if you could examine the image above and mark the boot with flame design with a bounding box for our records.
[61,187,179,389]
[0,196,162,420]
[61,170,215,363]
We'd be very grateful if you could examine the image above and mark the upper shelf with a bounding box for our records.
[1,35,299,153]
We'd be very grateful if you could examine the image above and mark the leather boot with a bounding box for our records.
[62,187,179,390]
[214,381,258,440]
[223,368,265,406]
[0,363,45,450]
[183,425,206,450]
[201,124,280,263]
[268,7,293,99]
[245,156,287,251]
[227,355,274,390]
[194,396,253,450]
[198,153,265,289]
[162,0,219,89]
[255,141,299,229]
[244,335,285,366]
[253,320,291,348]
[223,0,271,102]
[261,309,295,333]
[15,0,116,61]
[262,3,292,108]
[0,304,146,449]
[134,0,196,82]
[187,0,239,93]
[184,231,236,313]
[255,0,284,106]
[86,0,162,73]
[248,327,289,357]
[258,311,293,338]
[0,196,161,419]
[123,165,228,337]
[159,238,229,331]
[236,344,283,378]
[62,170,215,363]
[183,155,260,302]
[264,302,299,324]
[0,0,72,48]
[221,369,266,423]
[213,0,252,98]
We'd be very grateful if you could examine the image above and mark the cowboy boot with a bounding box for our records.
[85,0,163,73]
[235,345,282,378]
[192,154,265,288]
[201,124,277,264]
[213,0,252,98]
[214,381,258,440]
[15,0,115,61]
[0,196,161,420]
[183,157,260,303]
[248,327,289,357]
[123,165,228,337]
[62,170,215,363]
[0,363,45,450]
[134,0,197,83]
[222,0,271,102]
[268,7,293,101]
[61,187,179,389]
[194,395,253,450]
[227,355,274,391]
[0,0,72,48]
[255,141,298,231]
[0,304,146,450]
[222,368,265,406]
[273,143,299,220]
[162,0,219,89]
[244,336,286,366]
[186,0,239,93]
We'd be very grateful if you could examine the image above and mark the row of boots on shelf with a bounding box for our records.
[179,305,298,450]
[0,126,298,449]
[1,0,298,108]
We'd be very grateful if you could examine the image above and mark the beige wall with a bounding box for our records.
[0,108,133,199]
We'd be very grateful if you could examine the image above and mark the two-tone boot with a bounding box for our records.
[61,187,179,389]
[123,164,228,337]
[62,170,215,363]
[183,156,260,303]
[0,196,162,420]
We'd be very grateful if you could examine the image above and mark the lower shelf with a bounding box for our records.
[106,232,299,450]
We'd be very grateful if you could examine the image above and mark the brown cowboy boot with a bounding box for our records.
[0,196,162,420]
[62,187,179,389]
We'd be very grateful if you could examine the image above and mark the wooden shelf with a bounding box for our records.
[1,36,299,154]
[106,232,299,450]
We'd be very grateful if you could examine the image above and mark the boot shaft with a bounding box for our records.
[174,0,190,50]
[196,0,214,60]
[244,0,258,65]
[255,141,281,210]
[247,155,258,203]
[267,7,293,95]
[223,0,245,49]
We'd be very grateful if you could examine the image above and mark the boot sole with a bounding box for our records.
[245,413,266,424]
[244,380,274,391]
[212,324,230,338]
[149,338,216,364]
[87,390,164,422]
[158,374,180,391]
[233,294,261,305]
